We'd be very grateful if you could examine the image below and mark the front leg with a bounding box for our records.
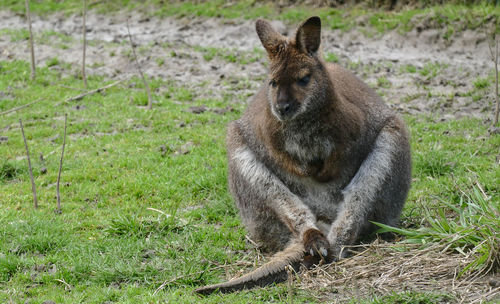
[327,117,410,259]
[227,124,329,257]
[231,145,329,257]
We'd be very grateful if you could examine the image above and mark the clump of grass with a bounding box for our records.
[377,77,392,88]
[473,77,489,90]
[195,46,261,65]
[414,150,453,177]
[419,62,448,78]
[376,185,499,276]
[324,52,339,63]
[401,64,417,74]
[45,57,59,67]
[105,212,184,237]
[0,161,23,182]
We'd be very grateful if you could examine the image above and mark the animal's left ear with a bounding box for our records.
[295,16,321,56]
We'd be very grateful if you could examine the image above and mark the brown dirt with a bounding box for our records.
[0,9,496,122]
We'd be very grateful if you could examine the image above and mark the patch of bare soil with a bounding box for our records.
[0,10,496,121]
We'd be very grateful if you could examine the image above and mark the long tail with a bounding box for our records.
[195,242,308,295]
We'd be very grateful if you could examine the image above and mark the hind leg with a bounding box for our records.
[229,169,292,252]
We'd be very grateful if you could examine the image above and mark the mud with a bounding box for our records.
[0,10,496,120]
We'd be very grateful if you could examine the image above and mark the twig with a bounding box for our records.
[126,19,153,110]
[62,79,122,103]
[54,278,72,291]
[0,98,43,116]
[245,234,260,248]
[495,36,499,126]
[286,265,294,304]
[82,0,88,89]
[25,0,35,80]
[489,32,499,126]
[56,114,67,213]
[19,119,37,209]
[146,207,170,217]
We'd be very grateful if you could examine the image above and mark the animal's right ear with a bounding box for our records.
[256,19,285,58]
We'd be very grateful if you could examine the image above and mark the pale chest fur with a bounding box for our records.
[280,119,336,163]
[279,167,344,224]
[283,130,334,163]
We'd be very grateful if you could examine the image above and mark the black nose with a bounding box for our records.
[276,102,290,116]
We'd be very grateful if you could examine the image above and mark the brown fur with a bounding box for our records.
[196,16,411,294]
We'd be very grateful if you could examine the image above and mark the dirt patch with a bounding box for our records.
[0,10,496,121]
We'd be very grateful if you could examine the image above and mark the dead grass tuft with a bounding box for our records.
[296,240,499,303]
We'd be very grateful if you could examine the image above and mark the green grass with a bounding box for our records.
[473,77,490,90]
[377,76,392,88]
[1,1,499,35]
[194,46,264,65]
[419,61,449,78]
[0,58,498,303]
[324,52,340,63]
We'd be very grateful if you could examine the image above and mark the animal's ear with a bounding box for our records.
[256,19,285,57]
[295,16,321,56]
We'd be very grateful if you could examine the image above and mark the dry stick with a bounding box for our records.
[494,36,499,126]
[126,19,153,110]
[56,114,67,213]
[489,31,499,126]
[82,0,88,89]
[286,265,294,304]
[19,119,38,209]
[0,98,43,116]
[62,79,123,103]
[25,0,35,80]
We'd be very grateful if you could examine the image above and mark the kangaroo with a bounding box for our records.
[196,16,411,294]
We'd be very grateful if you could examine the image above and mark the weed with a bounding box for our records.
[473,77,489,90]
[377,77,392,88]
[376,186,499,276]
[46,57,60,67]
[419,62,448,78]
[156,57,165,67]
[0,161,23,182]
[401,64,417,74]
[324,52,339,63]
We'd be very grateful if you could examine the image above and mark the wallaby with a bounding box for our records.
[196,16,411,294]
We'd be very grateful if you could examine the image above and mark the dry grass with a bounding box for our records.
[296,240,499,303]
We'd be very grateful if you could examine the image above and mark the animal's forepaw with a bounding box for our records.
[303,228,330,259]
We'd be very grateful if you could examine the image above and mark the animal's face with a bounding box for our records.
[256,17,325,121]
[267,49,324,121]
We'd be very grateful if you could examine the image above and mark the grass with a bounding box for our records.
[1,1,499,35]
[355,291,453,304]
[377,76,392,88]
[194,46,264,65]
[324,52,340,63]
[0,57,498,303]
[0,1,499,302]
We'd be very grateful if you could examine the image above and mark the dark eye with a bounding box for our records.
[269,80,277,88]
[297,75,311,87]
